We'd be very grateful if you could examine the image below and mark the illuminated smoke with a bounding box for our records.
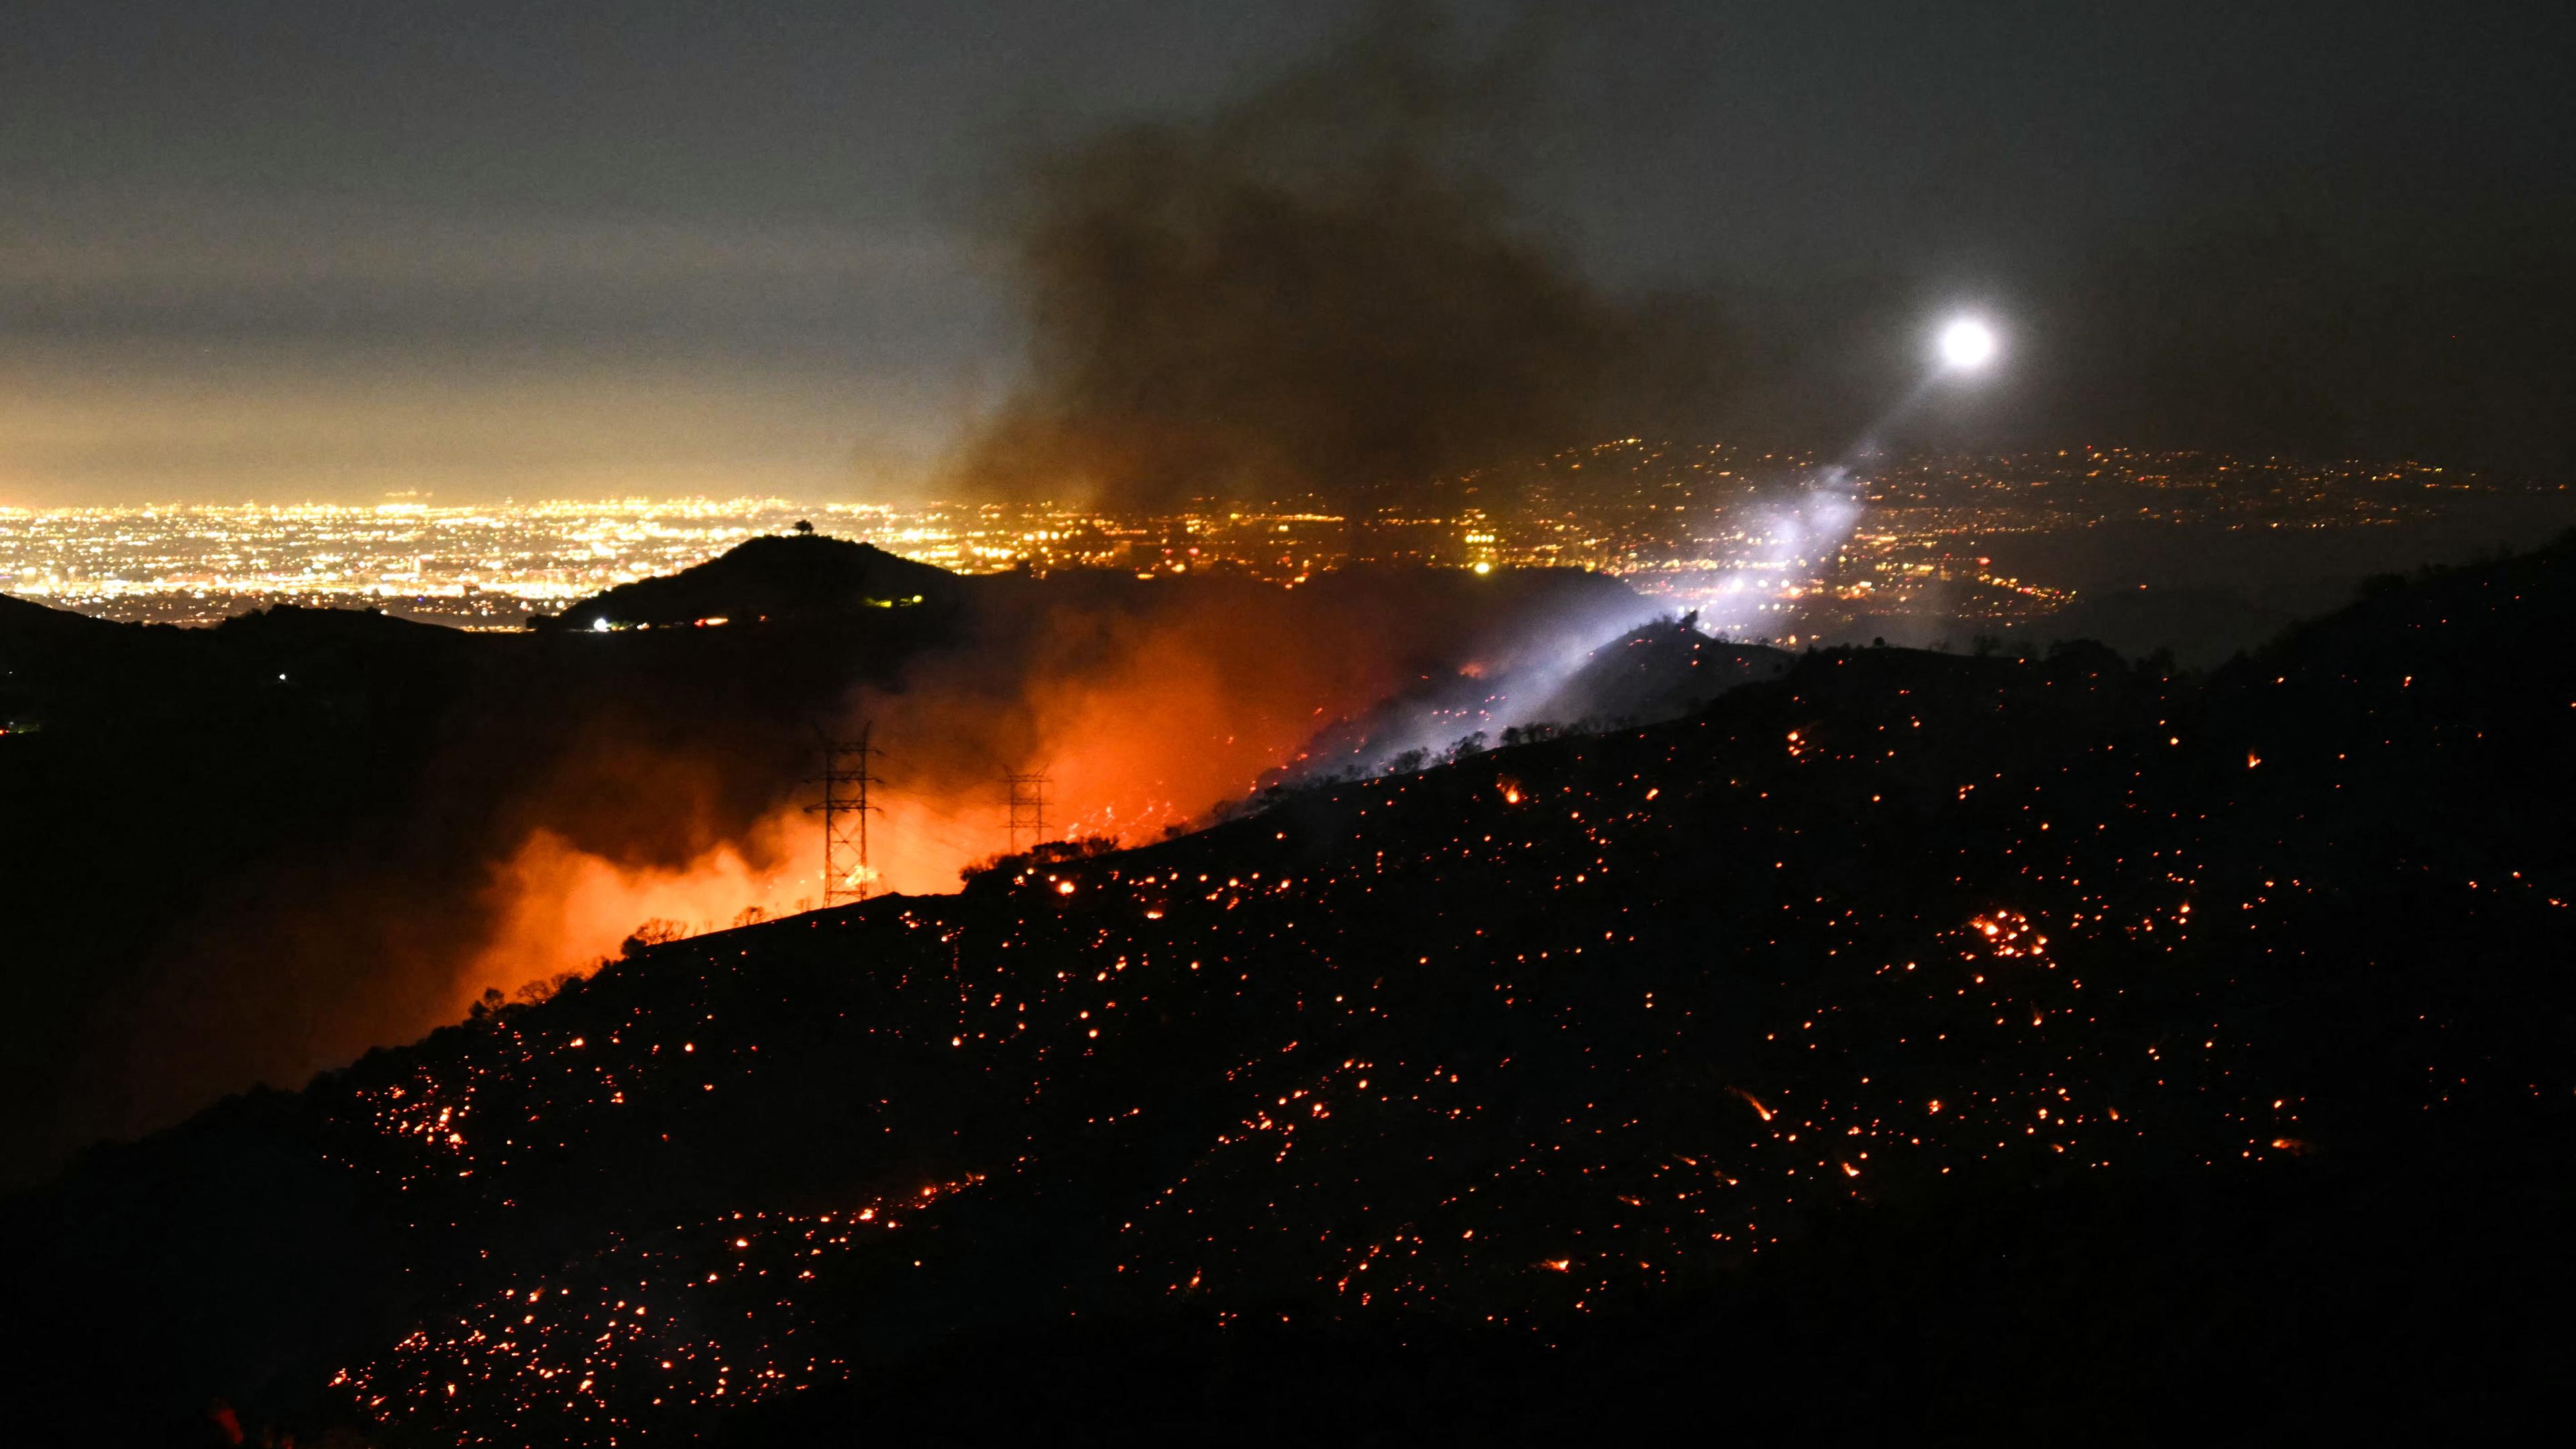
[447,569,1664,1016]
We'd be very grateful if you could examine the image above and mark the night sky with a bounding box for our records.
[3,0,2567,504]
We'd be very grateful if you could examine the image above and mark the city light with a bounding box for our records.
[0,443,2499,647]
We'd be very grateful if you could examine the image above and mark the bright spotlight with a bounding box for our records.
[1939,317,1998,370]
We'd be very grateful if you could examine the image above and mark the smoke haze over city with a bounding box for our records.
[1,1,2568,506]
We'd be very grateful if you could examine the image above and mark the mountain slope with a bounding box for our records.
[10,540,2576,1443]
[0,582,950,1187]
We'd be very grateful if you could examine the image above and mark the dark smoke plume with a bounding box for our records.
[959,5,1727,509]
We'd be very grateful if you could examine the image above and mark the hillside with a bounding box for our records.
[1265,586,1730,780]
[0,580,954,1187]
[0,549,1658,1191]
[11,539,2576,1442]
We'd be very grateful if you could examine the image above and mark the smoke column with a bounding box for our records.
[957,3,1727,512]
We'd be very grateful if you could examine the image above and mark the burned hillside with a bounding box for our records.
[12,537,2576,1442]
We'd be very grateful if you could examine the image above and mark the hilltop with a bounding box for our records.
[547,532,967,630]
[1528,612,1794,725]
[10,535,2576,1442]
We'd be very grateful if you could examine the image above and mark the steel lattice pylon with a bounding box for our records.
[1005,770,1050,854]
[807,723,882,906]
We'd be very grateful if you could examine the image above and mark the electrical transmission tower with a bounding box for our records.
[808,724,882,906]
[1005,770,1051,853]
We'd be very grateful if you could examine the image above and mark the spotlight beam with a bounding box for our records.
[1768,313,2010,608]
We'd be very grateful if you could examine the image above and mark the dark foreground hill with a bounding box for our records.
[11,541,2576,1443]
[0,582,957,1187]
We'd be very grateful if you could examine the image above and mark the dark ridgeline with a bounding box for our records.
[1525,612,1796,727]
[9,535,2576,1443]
[1264,612,1792,788]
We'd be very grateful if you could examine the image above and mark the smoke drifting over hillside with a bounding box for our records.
[958,7,1726,509]
[464,568,1653,967]
[21,564,1652,1183]
[825,568,1652,888]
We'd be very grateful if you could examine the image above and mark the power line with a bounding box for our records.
[807,723,882,907]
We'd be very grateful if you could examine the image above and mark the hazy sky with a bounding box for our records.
[3,1,2567,504]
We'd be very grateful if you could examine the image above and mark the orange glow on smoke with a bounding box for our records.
[457,818,803,1014]
[452,578,1561,1008]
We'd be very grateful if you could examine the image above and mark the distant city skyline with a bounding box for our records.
[12,443,2564,671]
